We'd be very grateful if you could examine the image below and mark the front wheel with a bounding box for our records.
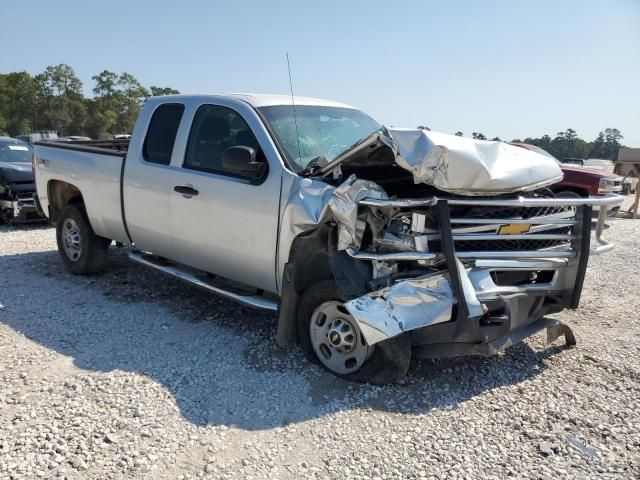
[56,203,111,274]
[555,190,583,199]
[297,279,411,384]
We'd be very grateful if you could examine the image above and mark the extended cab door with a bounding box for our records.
[166,98,282,294]
[122,102,185,258]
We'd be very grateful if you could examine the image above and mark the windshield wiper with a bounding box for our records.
[299,155,328,176]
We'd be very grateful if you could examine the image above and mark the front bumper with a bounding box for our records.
[344,194,623,355]
[0,192,41,221]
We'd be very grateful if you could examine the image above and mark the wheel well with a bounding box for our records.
[291,230,333,295]
[48,180,84,222]
[277,227,333,347]
[276,225,372,347]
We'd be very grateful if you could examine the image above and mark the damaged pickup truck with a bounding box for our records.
[33,94,623,383]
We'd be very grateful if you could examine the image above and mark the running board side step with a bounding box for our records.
[128,250,279,311]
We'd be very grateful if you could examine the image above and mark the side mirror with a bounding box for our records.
[222,146,267,182]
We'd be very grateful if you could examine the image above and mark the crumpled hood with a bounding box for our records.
[389,129,564,196]
[0,162,33,184]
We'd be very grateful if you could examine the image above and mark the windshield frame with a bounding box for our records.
[255,105,381,175]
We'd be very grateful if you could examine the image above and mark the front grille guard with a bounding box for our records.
[355,194,623,260]
[348,194,623,323]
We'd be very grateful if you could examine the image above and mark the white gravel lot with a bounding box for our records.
[1,199,639,480]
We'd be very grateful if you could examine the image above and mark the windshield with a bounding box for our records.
[258,105,381,172]
[0,141,32,163]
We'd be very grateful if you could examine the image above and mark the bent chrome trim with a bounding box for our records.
[473,258,569,269]
[446,194,624,208]
[592,204,615,254]
[360,194,623,209]
[346,249,441,262]
[348,249,577,261]
[449,217,578,225]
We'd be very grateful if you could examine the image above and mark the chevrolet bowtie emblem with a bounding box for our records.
[498,223,531,235]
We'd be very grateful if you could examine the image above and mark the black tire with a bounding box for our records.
[56,203,110,274]
[297,279,411,385]
[0,208,13,225]
[555,190,583,199]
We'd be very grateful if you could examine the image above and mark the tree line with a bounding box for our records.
[0,64,625,160]
[0,64,179,139]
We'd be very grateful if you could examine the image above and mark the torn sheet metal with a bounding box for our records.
[345,273,454,345]
[327,174,389,250]
[389,129,564,196]
[276,174,336,292]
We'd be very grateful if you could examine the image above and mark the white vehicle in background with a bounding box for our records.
[55,136,93,142]
[584,158,614,172]
[585,159,636,194]
[16,131,58,144]
[33,94,622,383]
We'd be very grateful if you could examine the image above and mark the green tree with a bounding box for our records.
[115,72,148,134]
[0,65,180,139]
[454,131,463,136]
[92,70,118,105]
[0,72,38,135]
[32,64,86,135]
[472,132,486,140]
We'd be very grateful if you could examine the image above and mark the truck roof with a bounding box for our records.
[148,93,356,109]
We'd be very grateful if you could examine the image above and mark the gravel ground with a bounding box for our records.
[1,198,639,480]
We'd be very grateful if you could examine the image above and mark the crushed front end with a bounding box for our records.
[337,192,622,357]
[278,128,623,363]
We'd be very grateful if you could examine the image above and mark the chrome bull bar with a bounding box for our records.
[354,194,623,260]
[342,194,622,347]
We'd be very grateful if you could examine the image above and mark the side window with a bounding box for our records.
[183,104,264,175]
[143,103,184,165]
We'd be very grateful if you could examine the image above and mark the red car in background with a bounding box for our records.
[511,143,622,199]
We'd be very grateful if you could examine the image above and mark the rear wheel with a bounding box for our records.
[297,279,411,384]
[56,203,110,274]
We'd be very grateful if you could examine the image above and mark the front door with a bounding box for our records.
[168,102,281,293]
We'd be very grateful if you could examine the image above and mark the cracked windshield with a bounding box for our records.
[258,105,380,171]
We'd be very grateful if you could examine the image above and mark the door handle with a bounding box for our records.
[173,185,199,196]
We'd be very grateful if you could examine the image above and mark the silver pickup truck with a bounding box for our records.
[33,94,622,384]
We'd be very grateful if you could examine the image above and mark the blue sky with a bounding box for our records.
[2,0,639,145]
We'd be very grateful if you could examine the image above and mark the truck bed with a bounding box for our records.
[33,140,130,244]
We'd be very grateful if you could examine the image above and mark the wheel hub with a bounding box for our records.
[62,219,82,261]
[309,301,372,375]
[326,318,356,353]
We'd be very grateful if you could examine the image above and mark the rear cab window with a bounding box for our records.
[143,103,185,165]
